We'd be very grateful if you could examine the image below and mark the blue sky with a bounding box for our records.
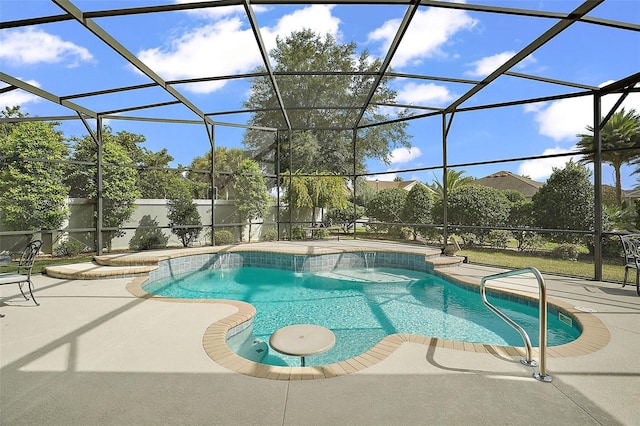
[1,0,639,189]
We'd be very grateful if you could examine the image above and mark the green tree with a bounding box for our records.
[353,177,377,208]
[402,184,434,240]
[67,126,191,199]
[367,187,407,225]
[285,172,348,223]
[577,108,640,207]
[326,201,365,234]
[137,149,193,199]
[167,188,202,247]
[235,159,270,242]
[430,169,474,199]
[532,161,594,247]
[508,200,539,251]
[601,185,619,209]
[0,121,69,231]
[187,147,246,199]
[242,30,410,175]
[66,132,140,250]
[0,106,25,140]
[502,189,526,204]
[433,184,509,243]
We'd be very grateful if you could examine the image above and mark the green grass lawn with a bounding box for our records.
[459,248,626,282]
[2,255,94,275]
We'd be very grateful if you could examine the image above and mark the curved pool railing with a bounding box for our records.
[481,267,552,383]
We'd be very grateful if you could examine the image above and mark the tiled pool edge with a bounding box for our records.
[125,250,611,381]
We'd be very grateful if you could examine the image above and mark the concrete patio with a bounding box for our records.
[1,241,638,425]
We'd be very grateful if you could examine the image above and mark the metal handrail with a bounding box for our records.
[480,267,552,383]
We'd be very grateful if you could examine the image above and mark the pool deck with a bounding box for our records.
[1,240,639,425]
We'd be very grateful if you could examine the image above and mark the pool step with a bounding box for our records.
[44,261,157,280]
[426,255,466,268]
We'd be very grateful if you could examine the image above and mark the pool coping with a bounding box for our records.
[125,247,610,381]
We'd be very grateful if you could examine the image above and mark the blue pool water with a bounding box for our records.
[143,266,581,367]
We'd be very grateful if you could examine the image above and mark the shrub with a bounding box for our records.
[326,202,364,234]
[487,230,512,249]
[261,229,278,241]
[214,230,235,245]
[313,228,329,239]
[136,234,167,251]
[602,235,623,258]
[533,161,594,247]
[291,226,306,240]
[167,196,202,247]
[460,233,478,247]
[53,239,87,257]
[433,185,509,244]
[552,243,580,261]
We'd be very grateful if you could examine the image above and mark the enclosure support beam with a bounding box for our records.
[352,128,358,240]
[288,129,293,239]
[441,112,455,245]
[276,130,281,241]
[593,95,603,281]
[205,122,216,246]
[96,117,104,255]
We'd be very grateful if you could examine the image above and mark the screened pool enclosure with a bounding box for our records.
[1,0,639,281]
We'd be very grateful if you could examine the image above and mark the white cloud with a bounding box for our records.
[368,7,477,68]
[173,0,246,19]
[137,5,341,94]
[525,86,640,142]
[138,17,259,93]
[389,147,422,165]
[0,28,93,67]
[368,172,398,182]
[397,82,453,106]
[466,50,536,77]
[264,4,341,49]
[517,147,581,182]
[0,80,42,109]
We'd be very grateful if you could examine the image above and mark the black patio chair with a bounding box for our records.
[619,234,640,296]
[0,240,43,306]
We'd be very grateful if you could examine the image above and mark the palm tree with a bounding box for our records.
[577,108,640,206]
[431,169,474,199]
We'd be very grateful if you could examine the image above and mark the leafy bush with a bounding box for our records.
[53,239,87,257]
[313,228,329,239]
[533,161,594,247]
[552,243,580,261]
[214,230,235,245]
[432,185,509,243]
[261,229,278,241]
[602,235,623,258]
[366,188,407,224]
[291,226,306,240]
[167,196,202,247]
[136,234,167,251]
[460,233,478,247]
[129,215,169,251]
[403,184,433,240]
[326,202,364,234]
[513,231,544,252]
[487,230,511,249]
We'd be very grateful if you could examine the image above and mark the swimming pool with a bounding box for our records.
[143,252,581,367]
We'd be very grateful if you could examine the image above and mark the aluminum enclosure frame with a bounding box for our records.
[1,0,639,280]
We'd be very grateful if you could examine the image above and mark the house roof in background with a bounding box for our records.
[365,179,428,192]
[473,171,543,198]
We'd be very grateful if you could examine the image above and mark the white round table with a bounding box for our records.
[269,324,336,366]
